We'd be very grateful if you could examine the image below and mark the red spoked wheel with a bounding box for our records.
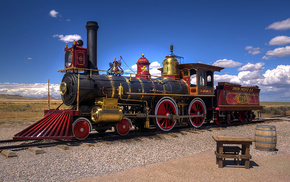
[188,98,206,128]
[155,97,178,131]
[72,117,91,140]
[115,118,131,136]
[239,112,245,123]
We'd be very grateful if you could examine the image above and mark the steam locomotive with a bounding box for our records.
[13,21,263,140]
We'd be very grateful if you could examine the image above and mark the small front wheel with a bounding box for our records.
[115,118,132,136]
[72,117,92,140]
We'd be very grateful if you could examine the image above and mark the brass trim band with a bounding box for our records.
[136,78,144,99]
[107,75,115,98]
[124,92,215,97]
[124,77,131,99]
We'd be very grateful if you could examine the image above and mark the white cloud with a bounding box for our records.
[150,61,161,68]
[0,83,60,98]
[49,10,59,18]
[150,68,161,76]
[230,65,290,87]
[131,64,137,71]
[263,46,290,59]
[213,59,242,68]
[269,36,290,45]
[66,19,71,22]
[261,65,290,85]
[238,62,264,71]
[237,71,264,85]
[53,34,81,43]
[245,46,261,55]
[215,71,263,86]
[266,18,290,30]
[149,61,162,76]
[214,74,239,84]
[27,57,32,60]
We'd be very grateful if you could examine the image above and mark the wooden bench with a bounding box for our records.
[213,136,253,169]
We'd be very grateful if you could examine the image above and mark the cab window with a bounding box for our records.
[183,69,188,77]
[199,71,205,86]
[190,69,196,86]
[207,71,213,87]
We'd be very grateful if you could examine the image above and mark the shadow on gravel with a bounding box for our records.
[223,160,259,168]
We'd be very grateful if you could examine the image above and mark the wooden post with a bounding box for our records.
[48,79,50,110]
[218,142,224,168]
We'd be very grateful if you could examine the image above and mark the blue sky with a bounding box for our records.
[0,0,290,101]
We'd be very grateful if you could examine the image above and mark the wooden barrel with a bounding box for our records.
[255,125,277,151]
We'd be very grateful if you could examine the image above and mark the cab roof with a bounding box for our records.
[158,63,224,72]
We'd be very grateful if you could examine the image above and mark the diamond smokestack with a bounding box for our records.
[86,21,99,70]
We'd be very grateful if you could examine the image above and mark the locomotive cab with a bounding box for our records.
[179,63,223,95]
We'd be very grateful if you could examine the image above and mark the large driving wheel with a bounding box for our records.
[115,118,132,136]
[188,98,206,128]
[72,117,92,140]
[155,97,178,131]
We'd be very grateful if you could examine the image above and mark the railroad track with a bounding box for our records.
[0,117,283,152]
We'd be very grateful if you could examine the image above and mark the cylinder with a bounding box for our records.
[86,21,99,70]
[255,125,277,151]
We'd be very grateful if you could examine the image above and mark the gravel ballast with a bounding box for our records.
[0,120,289,182]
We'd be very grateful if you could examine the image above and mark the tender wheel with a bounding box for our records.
[239,112,245,123]
[115,118,131,136]
[188,98,206,128]
[214,113,223,125]
[247,111,254,122]
[155,97,178,131]
[226,112,232,124]
[72,117,92,140]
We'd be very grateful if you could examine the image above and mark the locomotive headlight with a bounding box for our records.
[65,51,72,67]
[60,82,67,95]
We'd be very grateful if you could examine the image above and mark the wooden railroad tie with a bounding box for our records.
[1,150,17,158]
